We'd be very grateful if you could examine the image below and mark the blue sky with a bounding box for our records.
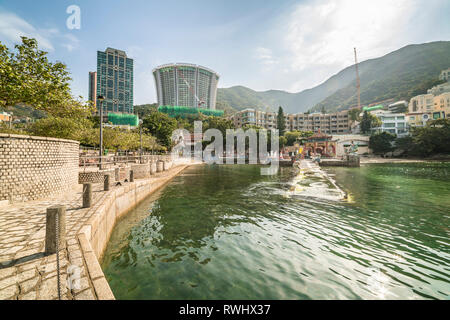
[1,0,449,104]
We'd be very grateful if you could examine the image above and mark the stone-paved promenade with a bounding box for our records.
[0,166,186,300]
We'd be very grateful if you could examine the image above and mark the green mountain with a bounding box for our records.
[217,41,450,114]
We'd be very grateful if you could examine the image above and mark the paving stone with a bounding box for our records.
[20,290,37,300]
[19,277,39,293]
[16,268,36,282]
[0,275,18,290]
[0,284,18,299]
[38,276,68,300]
[74,288,96,300]
[0,267,15,280]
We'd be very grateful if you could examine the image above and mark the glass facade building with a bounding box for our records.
[153,63,219,110]
[93,48,134,114]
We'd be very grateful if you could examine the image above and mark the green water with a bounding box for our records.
[101,163,450,299]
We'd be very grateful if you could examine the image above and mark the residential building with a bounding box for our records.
[439,67,450,82]
[94,48,134,114]
[427,82,450,96]
[152,63,220,110]
[0,112,12,123]
[229,109,351,134]
[432,92,450,120]
[88,71,97,107]
[407,92,450,127]
[371,110,408,136]
[388,100,408,113]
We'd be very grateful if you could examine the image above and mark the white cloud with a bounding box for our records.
[251,0,433,92]
[284,0,417,72]
[255,47,279,67]
[62,34,80,52]
[0,10,80,53]
[0,11,54,50]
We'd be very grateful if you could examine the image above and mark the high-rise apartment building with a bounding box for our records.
[153,63,219,110]
[92,48,134,114]
[88,71,97,108]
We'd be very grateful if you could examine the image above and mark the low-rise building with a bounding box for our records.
[372,111,408,136]
[0,112,12,123]
[406,93,435,128]
[439,67,450,82]
[432,92,450,120]
[230,109,351,134]
[407,92,450,127]
[427,82,450,96]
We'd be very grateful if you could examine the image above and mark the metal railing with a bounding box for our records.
[79,153,172,171]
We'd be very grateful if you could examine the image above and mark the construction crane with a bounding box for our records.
[176,67,206,108]
[354,47,361,109]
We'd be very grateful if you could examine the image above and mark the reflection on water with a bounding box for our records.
[101,163,450,300]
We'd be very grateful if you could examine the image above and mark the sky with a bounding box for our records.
[1,0,449,105]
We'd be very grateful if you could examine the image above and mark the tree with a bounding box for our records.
[348,108,361,121]
[30,117,93,142]
[134,103,158,118]
[369,132,396,154]
[279,136,287,149]
[142,111,178,149]
[284,130,313,146]
[0,37,93,118]
[277,106,286,136]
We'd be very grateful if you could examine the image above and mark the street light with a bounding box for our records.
[97,95,105,169]
[139,119,143,163]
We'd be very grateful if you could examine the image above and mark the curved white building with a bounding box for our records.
[153,63,220,110]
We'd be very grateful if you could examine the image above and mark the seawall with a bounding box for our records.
[76,164,189,299]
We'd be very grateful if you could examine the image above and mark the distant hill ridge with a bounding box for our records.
[216,41,450,114]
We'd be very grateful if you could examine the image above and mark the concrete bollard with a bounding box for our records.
[114,168,120,181]
[82,183,92,208]
[45,205,66,254]
[156,160,164,172]
[130,170,134,182]
[104,174,110,191]
[150,162,157,175]
[163,161,168,171]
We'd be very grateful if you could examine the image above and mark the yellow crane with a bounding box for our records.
[354,47,361,109]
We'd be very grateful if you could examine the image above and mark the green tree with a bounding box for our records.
[360,111,371,134]
[284,130,313,146]
[142,111,178,149]
[348,108,361,121]
[277,106,286,136]
[369,132,396,154]
[279,136,287,149]
[0,37,93,118]
[360,111,381,134]
[30,117,93,141]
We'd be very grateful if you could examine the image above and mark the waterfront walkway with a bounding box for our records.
[0,165,187,300]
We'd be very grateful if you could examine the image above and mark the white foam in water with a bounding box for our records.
[288,160,346,201]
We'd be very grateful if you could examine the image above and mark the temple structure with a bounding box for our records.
[303,130,336,157]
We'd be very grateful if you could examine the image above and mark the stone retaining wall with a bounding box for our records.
[76,164,187,299]
[130,164,150,179]
[0,134,79,202]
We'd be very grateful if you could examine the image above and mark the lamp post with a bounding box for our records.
[97,95,105,169]
[139,119,143,163]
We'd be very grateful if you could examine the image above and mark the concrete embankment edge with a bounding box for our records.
[76,165,189,300]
